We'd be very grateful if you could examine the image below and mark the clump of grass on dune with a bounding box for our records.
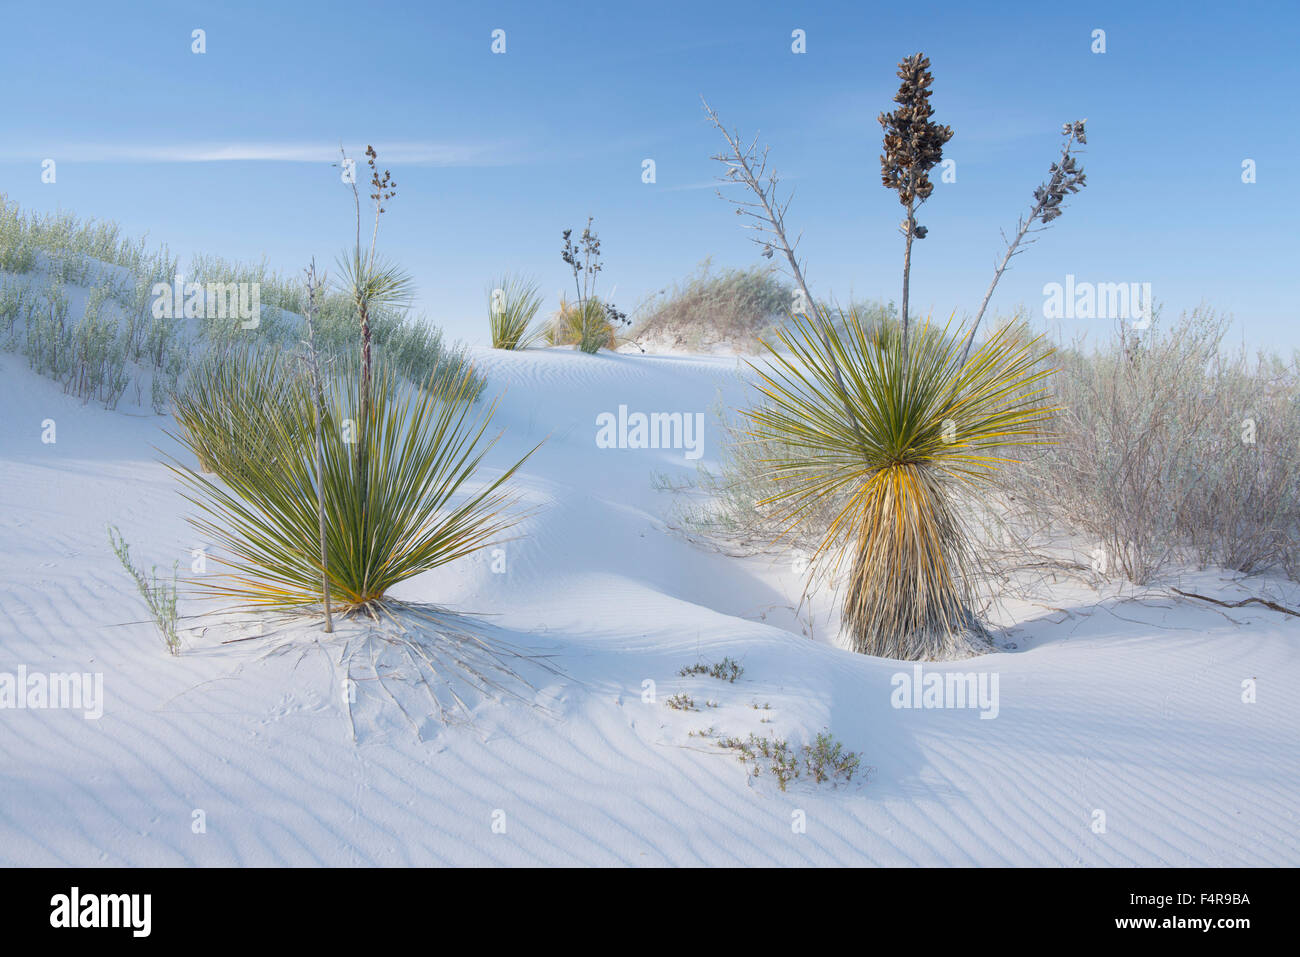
[488,273,544,350]
[546,295,616,352]
[746,307,1055,659]
[632,262,793,352]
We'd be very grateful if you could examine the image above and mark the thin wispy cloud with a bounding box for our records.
[0,141,520,166]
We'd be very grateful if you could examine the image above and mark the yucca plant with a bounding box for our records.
[488,273,544,350]
[168,349,536,616]
[547,295,616,353]
[747,305,1055,659]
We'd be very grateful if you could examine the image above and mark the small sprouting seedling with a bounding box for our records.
[706,699,719,708]
[688,726,718,739]
[678,656,744,682]
[107,524,181,655]
[751,701,772,710]
[665,692,696,711]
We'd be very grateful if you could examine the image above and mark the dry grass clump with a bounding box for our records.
[632,263,793,353]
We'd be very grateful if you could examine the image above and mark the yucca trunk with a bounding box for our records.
[840,463,985,659]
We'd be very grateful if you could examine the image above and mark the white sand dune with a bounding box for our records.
[1,345,1297,866]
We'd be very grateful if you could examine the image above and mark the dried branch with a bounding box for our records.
[959,121,1088,365]
[701,96,866,446]
[1171,587,1300,619]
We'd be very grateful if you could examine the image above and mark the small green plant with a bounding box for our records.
[678,656,744,682]
[804,731,862,784]
[718,731,862,791]
[488,273,544,349]
[719,733,801,790]
[107,525,181,655]
[665,692,697,711]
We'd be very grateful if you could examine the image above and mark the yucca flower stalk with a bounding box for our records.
[299,259,333,631]
[337,145,413,523]
[747,305,1055,659]
[959,121,1088,365]
[168,349,536,617]
[878,53,953,357]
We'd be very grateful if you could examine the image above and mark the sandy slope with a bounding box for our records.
[0,346,1296,866]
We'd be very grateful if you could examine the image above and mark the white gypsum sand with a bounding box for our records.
[0,336,1297,866]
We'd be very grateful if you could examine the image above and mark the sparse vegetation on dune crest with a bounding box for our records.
[631,262,794,353]
[557,218,630,353]
[0,191,482,408]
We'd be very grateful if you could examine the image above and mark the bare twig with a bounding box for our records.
[701,96,866,446]
[301,258,333,633]
[1171,587,1300,619]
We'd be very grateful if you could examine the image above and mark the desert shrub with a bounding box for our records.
[23,277,73,382]
[717,730,862,791]
[107,525,181,656]
[547,296,616,352]
[167,348,533,615]
[65,284,129,408]
[632,263,794,352]
[0,282,36,345]
[1009,309,1300,583]
[0,198,37,274]
[488,273,543,350]
[679,657,744,682]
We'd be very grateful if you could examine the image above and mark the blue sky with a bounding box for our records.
[1,0,1296,349]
